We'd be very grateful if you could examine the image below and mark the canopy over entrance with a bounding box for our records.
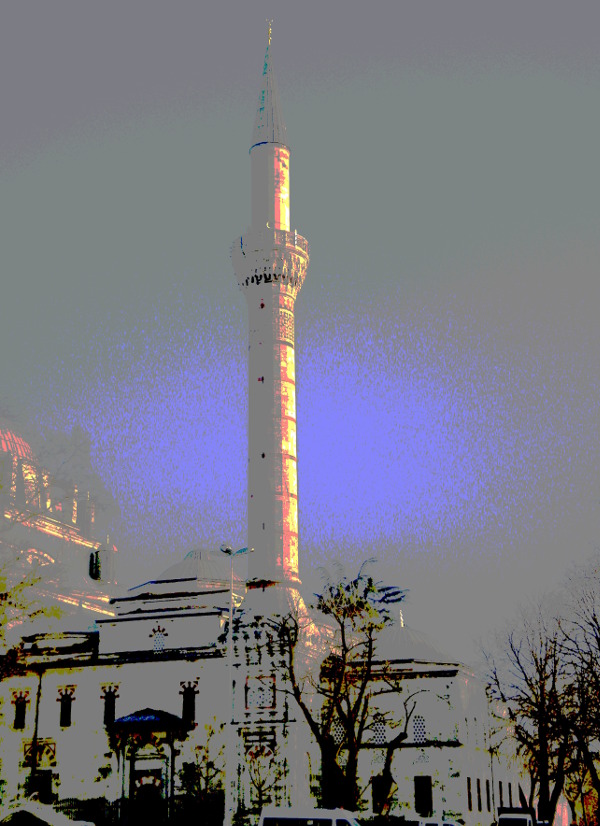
[112,707,185,733]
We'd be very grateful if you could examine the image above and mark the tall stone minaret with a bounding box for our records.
[231,25,309,601]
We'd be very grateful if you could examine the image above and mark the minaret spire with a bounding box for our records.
[251,21,287,153]
[231,33,309,598]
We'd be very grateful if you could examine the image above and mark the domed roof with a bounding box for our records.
[0,422,36,462]
[126,548,236,599]
[375,620,461,666]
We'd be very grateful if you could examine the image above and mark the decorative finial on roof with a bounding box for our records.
[267,18,273,46]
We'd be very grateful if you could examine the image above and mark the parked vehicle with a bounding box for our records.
[497,806,537,826]
[0,800,94,826]
[417,820,461,826]
[258,806,361,826]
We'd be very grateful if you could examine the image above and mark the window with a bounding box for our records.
[181,684,198,728]
[486,779,491,812]
[150,624,168,652]
[333,718,345,746]
[467,777,473,811]
[372,714,386,745]
[499,781,504,808]
[477,778,482,811]
[13,696,27,730]
[414,775,433,818]
[59,693,73,727]
[245,675,275,710]
[103,689,117,726]
[89,551,100,580]
[412,714,426,744]
[508,782,513,807]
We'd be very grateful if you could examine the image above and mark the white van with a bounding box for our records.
[258,806,362,826]
[418,820,461,826]
[497,807,536,826]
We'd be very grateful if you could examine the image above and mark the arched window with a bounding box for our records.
[332,718,345,746]
[149,624,168,653]
[372,714,386,746]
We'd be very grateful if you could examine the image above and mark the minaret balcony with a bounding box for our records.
[234,227,308,258]
[231,228,309,293]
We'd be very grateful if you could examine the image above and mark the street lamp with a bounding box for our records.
[220,543,252,826]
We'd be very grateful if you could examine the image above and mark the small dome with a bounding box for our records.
[376,621,460,665]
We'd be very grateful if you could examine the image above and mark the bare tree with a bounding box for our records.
[558,556,600,810]
[180,718,225,798]
[269,562,413,811]
[484,601,569,825]
[0,557,61,665]
[562,746,592,826]
[246,745,286,813]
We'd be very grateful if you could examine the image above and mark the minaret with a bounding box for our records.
[231,24,309,598]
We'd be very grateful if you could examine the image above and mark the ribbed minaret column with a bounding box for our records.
[231,33,309,592]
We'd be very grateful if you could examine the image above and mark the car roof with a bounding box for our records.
[260,809,357,818]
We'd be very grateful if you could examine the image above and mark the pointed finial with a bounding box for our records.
[267,18,273,46]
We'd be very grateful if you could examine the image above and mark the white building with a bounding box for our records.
[0,29,521,826]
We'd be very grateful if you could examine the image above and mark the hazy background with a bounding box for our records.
[1,1,599,664]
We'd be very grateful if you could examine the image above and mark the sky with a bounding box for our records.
[1,1,599,664]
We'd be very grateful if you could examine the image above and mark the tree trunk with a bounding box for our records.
[537,714,551,822]
[320,740,346,809]
[344,748,360,811]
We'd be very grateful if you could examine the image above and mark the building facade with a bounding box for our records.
[0,420,119,642]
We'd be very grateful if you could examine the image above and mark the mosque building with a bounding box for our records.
[0,30,521,826]
[0,419,118,638]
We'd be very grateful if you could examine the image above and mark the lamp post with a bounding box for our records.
[220,544,252,826]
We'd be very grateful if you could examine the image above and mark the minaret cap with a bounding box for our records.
[250,21,288,152]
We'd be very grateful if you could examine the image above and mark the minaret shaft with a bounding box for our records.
[247,286,299,583]
[251,144,290,232]
[232,37,309,590]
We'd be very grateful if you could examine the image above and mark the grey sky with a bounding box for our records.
[1,2,599,663]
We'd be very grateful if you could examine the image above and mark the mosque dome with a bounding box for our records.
[375,619,460,666]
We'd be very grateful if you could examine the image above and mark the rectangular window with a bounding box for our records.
[104,691,116,726]
[508,782,513,807]
[499,781,504,808]
[13,697,27,730]
[467,777,473,812]
[245,675,276,710]
[59,694,72,727]
[477,778,482,811]
[486,779,491,812]
[414,775,433,818]
[182,688,196,728]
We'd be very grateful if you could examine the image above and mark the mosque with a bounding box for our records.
[0,418,119,638]
[0,31,521,826]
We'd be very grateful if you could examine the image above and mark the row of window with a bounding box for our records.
[466,776,513,812]
[11,683,198,731]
